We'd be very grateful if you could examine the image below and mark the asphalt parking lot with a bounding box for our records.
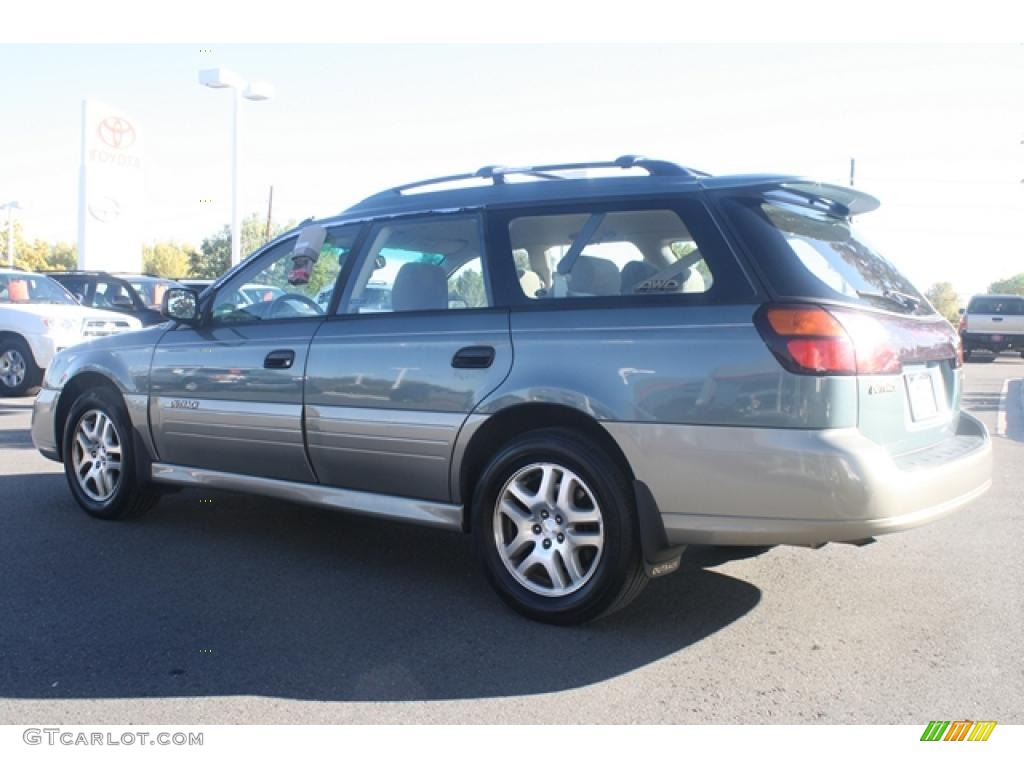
[0,358,1021,725]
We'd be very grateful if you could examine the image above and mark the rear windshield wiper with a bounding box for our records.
[857,289,922,311]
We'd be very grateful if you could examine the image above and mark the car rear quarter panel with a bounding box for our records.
[477,304,857,429]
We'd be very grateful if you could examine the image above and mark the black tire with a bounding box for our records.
[0,336,42,397]
[62,388,159,520]
[471,428,648,625]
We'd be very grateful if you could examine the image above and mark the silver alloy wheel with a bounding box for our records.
[0,348,26,389]
[71,409,123,503]
[494,462,605,598]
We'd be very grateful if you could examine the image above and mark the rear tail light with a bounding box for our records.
[755,304,903,376]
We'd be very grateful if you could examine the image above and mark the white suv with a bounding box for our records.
[0,269,142,396]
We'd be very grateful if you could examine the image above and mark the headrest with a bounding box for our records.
[620,261,658,295]
[567,255,619,297]
[391,262,448,312]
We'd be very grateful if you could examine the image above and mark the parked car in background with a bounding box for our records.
[47,271,179,327]
[960,294,1024,359]
[1,268,142,396]
[176,278,215,296]
[30,156,992,623]
[120,274,182,311]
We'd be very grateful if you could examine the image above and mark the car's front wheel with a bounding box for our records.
[472,428,648,625]
[0,336,42,397]
[63,388,159,520]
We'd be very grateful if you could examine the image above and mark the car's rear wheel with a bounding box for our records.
[63,388,159,520]
[472,428,648,625]
[0,337,42,397]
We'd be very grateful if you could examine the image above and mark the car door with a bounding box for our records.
[149,224,362,483]
[305,212,512,502]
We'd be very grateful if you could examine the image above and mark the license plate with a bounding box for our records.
[905,371,938,422]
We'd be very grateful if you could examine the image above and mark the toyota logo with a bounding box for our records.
[97,116,136,150]
[88,196,122,223]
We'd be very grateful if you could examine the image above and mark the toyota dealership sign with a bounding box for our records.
[77,100,144,272]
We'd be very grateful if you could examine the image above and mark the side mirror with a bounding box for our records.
[161,288,200,323]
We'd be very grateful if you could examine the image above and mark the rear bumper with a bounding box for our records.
[604,412,992,547]
[962,331,1024,350]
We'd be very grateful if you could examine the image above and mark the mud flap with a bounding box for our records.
[633,480,686,578]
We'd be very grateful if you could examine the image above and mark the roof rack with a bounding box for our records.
[369,155,708,200]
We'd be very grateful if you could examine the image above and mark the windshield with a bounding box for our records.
[723,197,932,316]
[0,273,77,305]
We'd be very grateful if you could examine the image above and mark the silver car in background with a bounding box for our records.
[31,156,992,624]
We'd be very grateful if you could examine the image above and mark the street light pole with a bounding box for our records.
[199,68,273,269]
[1,201,20,267]
[231,86,241,268]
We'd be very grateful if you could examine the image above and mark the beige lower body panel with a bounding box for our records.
[604,412,992,546]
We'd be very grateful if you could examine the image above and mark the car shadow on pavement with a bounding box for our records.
[0,472,761,703]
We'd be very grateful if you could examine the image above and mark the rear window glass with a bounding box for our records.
[723,197,932,316]
[968,297,1024,315]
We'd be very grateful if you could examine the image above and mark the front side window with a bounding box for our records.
[342,215,488,314]
[211,225,360,323]
[508,209,714,300]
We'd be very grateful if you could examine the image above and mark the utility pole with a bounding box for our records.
[5,206,12,267]
[265,185,274,240]
[1,201,20,267]
[849,157,856,187]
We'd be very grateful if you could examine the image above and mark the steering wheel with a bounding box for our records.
[267,293,323,319]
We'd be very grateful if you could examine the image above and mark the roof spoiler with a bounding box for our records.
[772,180,881,216]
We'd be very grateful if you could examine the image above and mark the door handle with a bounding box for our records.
[452,346,495,369]
[264,349,296,369]
[992,317,1003,322]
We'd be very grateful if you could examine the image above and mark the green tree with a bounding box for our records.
[50,241,77,271]
[144,241,194,278]
[0,220,27,268]
[191,213,293,279]
[452,268,486,307]
[1,222,77,272]
[924,281,961,324]
[14,239,54,272]
[988,273,1024,296]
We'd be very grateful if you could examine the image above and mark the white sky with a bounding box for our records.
[0,14,1022,301]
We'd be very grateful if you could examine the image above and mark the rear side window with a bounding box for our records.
[722,196,932,316]
[968,297,1024,315]
[508,209,714,300]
